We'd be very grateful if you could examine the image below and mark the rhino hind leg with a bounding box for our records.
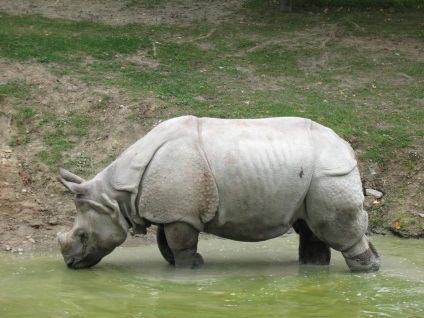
[163,222,204,269]
[293,219,331,265]
[305,167,380,272]
[342,235,380,272]
[157,225,175,265]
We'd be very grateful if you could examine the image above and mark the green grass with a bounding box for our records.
[9,105,93,164]
[0,15,151,63]
[40,112,92,164]
[0,82,31,100]
[1,4,423,168]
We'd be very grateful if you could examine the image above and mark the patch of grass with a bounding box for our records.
[0,81,31,100]
[0,14,151,63]
[35,150,62,165]
[11,105,93,165]
[39,113,92,165]
[246,48,299,76]
[362,148,386,163]
[63,152,93,172]
[9,106,39,144]
[95,94,111,109]
[20,105,37,118]
[44,129,76,149]
[368,215,383,230]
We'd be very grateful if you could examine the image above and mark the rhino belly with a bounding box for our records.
[203,212,295,242]
[202,176,308,242]
[200,117,314,242]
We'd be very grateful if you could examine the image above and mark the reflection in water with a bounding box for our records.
[0,235,423,317]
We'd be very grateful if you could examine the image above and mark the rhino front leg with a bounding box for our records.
[293,219,331,265]
[164,222,204,269]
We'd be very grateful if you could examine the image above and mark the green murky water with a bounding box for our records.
[1,235,423,318]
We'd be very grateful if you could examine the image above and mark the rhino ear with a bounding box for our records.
[58,166,85,184]
[58,166,87,195]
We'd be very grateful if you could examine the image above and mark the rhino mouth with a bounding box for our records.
[65,254,102,269]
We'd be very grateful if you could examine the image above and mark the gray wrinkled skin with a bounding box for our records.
[57,116,380,272]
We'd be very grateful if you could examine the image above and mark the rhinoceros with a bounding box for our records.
[57,116,380,272]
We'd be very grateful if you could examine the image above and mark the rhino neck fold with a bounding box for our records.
[116,191,150,235]
[90,173,149,235]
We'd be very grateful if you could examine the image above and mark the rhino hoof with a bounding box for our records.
[345,246,381,272]
[174,252,204,269]
[193,253,204,269]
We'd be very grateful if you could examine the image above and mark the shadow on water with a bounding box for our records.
[0,234,423,317]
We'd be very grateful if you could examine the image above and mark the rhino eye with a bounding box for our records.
[75,230,87,244]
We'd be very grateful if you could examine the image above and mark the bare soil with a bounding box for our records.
[0,0,422,255]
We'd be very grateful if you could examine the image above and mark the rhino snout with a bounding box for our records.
[57,231,80,268]
[56,231,110,269]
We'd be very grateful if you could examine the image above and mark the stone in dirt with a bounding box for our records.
[365,188,384,199]
[49,217,58,226]
[29,220,43,228]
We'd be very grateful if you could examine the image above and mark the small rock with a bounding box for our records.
[30,220,43,228]
[419,213,424,218]
[21,201,38,208]
[5,245,11,251]
[365,188,383,199]
[372,229,388,235]
[49,217,58,225]
[28,238,36,244]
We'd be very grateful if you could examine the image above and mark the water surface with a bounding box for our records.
[1,235,423,317]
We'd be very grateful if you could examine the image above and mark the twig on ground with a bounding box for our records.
[187,28,217,43]
[246,40,282,53]
[345,19,366,33]
[152,41,157,57]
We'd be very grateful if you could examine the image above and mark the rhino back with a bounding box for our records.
[200,117,315,241]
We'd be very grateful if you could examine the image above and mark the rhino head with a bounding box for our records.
[57,167,129,269]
